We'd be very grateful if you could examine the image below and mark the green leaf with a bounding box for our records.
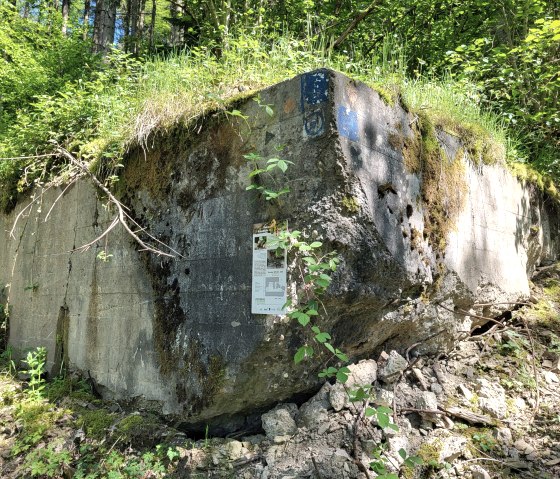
[265,105,274,116]
[309,241,322,248]
[293,311,310,326]
[315,278,330,288]
[277,159,288,172]
[398,448,407,460]
[248,168,265,177]
[324,343,335,354]
[311,326,321,334]
[369,461,387,474]
[350,387,367,402]
[243,152,261,161]
[336,369,349,383]
[315,332,331,343]
[294,347,307,364]
[306,309,319,316]
[377,413,390,429]
[294,345,313,363]
[335,349,348,361]
[302,256,317,265]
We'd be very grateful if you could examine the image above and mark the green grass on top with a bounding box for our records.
[0,33,552,211]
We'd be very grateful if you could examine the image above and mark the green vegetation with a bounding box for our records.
[0,347,179,478]
[0,0,558,212]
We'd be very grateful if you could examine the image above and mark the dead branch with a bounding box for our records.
[398,407,495,426]
[436,302,509,330]
[311,455,325,479]
[56,147,178,258]
[521,317,540,423]
[9,185,54,239]
[332,1,381,50]
[471,301,532,307]
[44,175,80,222]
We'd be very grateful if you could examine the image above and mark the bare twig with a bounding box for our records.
[0,153,58,161]
[9,185,54,238]
[521,317,540,422]
[311,455,324,479]
[44,176,80,222]
[332,1,381,49]
[398,407,495,426]
[436,456,536,479]
[436,302,509,329]
[472,301,531,307]
[56,147,177,257]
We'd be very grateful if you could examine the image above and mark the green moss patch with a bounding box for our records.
[403,113,467,255]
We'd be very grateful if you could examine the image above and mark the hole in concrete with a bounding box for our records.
[377,183,397,198]
[184,268,190,275]
[387,206,393,215]
[406,204,413,218]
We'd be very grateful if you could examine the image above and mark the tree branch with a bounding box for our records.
[332,1,381,50]
[56,147,180,258]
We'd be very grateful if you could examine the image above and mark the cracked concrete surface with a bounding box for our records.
[1,69,559,430]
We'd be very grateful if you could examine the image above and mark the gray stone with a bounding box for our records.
[372,386,394,407]
[262,404,298,439]
[416,391,438,412]
[470,465,491,479]
[494,427,513,446]
[457,384,474,402]
[427,430,468,463]
[475,378,507,419]
[329,360,377,411]
[378,351,409,383]
[297,383,331,430]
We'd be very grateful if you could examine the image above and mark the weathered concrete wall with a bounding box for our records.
[1,69,559,431]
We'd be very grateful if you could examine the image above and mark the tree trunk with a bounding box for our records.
[124,0,132,51]
[93,0,118,54]
[169,0,184,47]
[128,0,147,55]
[148,0,156,53]
[83,0,91,40]
[62,0,70,34]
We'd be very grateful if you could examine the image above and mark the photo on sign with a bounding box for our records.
[265,277,285,297]
[254,235,267,250]
[267,249,284,269]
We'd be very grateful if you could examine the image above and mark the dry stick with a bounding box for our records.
[0,153,58,161]
[436,303,508,329]
[9,185,54,238]
[332,0,381,49]
[44,176,80,222]
[311,455,325,479]
[351,397,372,479]
[57,148,176,257]
[436,457,538,479]
[472,301,532,307]
[521,316,540,423]
[123,210,184,258]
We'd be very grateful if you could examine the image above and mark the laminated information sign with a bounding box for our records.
[251,222,287,315]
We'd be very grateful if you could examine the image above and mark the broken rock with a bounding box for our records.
[262,403,298,439]
[378,351,408,383]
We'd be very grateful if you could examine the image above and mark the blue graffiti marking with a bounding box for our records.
[337,105,359,142]
[304,109,325,137]
[301,71,329,109]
